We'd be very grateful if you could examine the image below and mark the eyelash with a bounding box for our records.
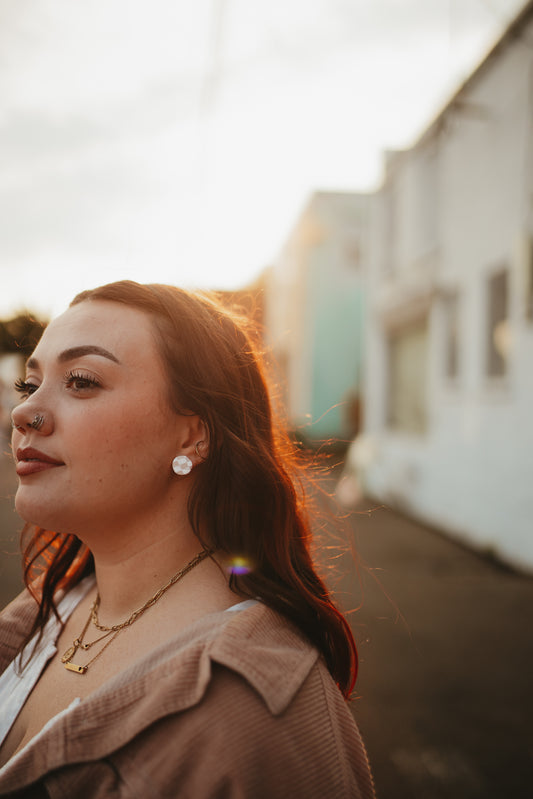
[64,370,101,392]
[14,378,37,398]
[14,371,101,398]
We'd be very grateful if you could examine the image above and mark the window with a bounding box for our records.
[442,291,459,380]
[387,318,429,434]
[486,269,509,378]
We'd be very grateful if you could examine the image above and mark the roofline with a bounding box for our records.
[414,0,533,149]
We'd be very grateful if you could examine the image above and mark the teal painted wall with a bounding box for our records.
[306,253,365,440]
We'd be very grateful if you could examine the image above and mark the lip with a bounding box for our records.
[16,447,65,477]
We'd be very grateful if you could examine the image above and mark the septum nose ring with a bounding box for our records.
[29,414,45,431]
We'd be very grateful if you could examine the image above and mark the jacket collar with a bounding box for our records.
[0,600,319,793]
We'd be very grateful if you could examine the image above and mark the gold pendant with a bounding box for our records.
[61,645,78,663]
[64,661,88,674]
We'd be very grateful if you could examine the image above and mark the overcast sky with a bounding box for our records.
[0,0,528,317]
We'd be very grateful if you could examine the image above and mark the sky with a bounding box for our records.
[0,0,528,318]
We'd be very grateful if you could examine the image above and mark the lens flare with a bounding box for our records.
[225,556,252,575]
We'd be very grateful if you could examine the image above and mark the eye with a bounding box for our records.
[14,378,39,399]
[64,371,101,392]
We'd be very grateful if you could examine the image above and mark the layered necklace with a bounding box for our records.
[61,549,210,675]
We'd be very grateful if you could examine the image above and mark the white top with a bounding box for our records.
[0,580,258,766]
[0,576,95,749]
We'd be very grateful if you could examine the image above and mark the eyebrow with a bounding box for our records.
[26,345,120,370]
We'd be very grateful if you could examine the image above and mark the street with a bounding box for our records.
[320,491,533,799]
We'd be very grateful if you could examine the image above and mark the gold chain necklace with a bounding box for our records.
[61,549,210,675]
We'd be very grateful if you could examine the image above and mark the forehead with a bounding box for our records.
[34,300,160,365]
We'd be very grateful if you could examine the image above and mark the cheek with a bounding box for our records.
[61,393,175,480]
[77,418,170,481]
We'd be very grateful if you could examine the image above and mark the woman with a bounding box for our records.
[0,281,374,798]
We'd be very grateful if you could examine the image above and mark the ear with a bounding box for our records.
[175,415,209,465]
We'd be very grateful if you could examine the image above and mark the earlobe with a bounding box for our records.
[172,455,193,476]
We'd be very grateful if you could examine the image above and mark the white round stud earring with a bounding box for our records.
[172,455,193,476]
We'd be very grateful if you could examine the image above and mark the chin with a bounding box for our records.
[15,489,73,534]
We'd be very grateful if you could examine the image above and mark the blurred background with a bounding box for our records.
[1,1,533,796]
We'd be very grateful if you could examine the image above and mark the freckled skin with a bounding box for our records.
[11,301,203,543]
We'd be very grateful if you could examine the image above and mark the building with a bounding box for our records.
[361,1,533,571]
[265,191,370,444]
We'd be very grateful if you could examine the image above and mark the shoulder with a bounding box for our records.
[208,600,321,713]
[151,658,372,798]
[0,588,38,675]
[110,603,375,798]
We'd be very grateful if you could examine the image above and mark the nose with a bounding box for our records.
[11,407,50,435]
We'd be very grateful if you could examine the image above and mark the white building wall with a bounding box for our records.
[264,236,313,426]
[363,15,533,571]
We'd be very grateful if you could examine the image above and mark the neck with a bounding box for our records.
[84,506,208,624]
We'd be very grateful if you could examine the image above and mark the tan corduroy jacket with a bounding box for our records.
[0,589,375,799]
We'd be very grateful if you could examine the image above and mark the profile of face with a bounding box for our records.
[11,300,204,537]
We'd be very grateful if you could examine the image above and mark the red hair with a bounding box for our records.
[18,281,358,696]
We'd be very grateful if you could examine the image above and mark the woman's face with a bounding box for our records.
[11,300,200,536]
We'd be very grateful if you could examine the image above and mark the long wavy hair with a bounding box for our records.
[15,280,358,696]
